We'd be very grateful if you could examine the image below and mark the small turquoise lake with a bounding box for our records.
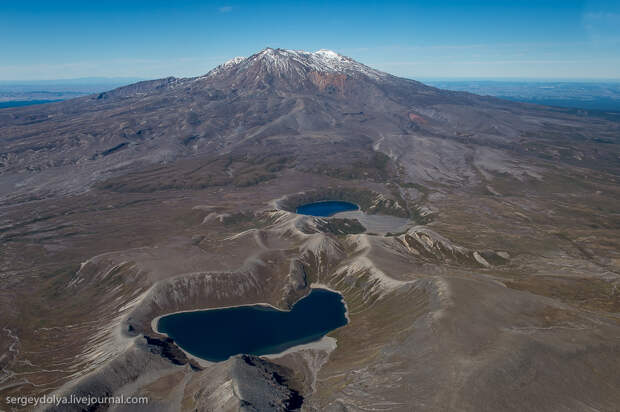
[296,201,358,217]
[157,288,348,362]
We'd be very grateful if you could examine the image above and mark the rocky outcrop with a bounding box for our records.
[232,355,303,412]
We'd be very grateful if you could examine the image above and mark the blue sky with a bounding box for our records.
[1,0,619,80]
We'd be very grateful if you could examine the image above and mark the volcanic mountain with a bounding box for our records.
[3,47,617,202]
[0,49,619,411]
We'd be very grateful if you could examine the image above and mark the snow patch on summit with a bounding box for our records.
[314,49,341,59]
[201,56,246,78]
[225,56,246,66]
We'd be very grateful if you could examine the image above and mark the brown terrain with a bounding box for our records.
[0,48,619,411]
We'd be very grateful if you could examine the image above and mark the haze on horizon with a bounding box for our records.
[2,0,620,81]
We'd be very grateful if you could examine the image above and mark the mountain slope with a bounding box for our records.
[0,49,619,412]
[1,48,617,204]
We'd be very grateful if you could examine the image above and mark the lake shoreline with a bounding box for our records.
[151,286,348,363]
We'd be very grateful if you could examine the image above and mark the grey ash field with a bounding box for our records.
[0,48,619,411]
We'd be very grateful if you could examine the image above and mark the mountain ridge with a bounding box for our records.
[97,47,437,101]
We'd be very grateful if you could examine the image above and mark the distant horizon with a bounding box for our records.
[2,75,620,84]
[3,73,619,113]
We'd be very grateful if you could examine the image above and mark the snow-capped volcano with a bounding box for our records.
[191,47,421,99]
[204,47,390,82]
[97,46,432,103]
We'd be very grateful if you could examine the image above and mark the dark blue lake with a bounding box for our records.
[157,288,348,362]
[296,201,358,217]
